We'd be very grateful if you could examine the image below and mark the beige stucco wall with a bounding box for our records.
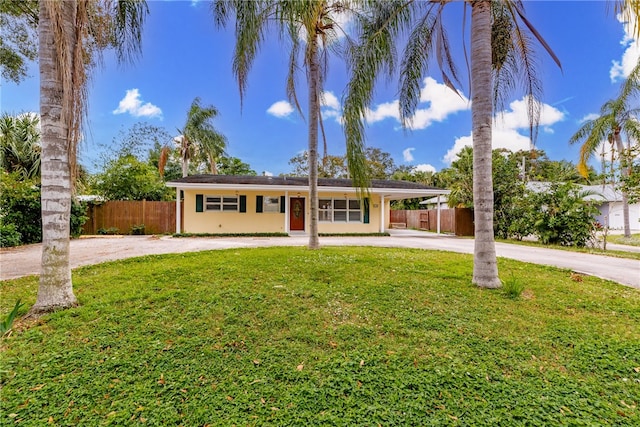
[181,189,385,234]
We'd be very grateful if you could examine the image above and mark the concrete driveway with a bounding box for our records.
[1,231,638,289]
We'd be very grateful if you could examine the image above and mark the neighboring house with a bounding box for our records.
[420,195,449,209]
[582,184,640,231]
[166,175,449,234]
[527,182,639,231]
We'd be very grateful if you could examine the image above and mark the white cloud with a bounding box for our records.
[413,163,436,174]
[579,113,600,124]
[443,96,565,164]
[267,100,294,118]
[113,89,162,118]
[365,100,401,123]
[610,13,640,81]
[364,77,469,129]
[321,91,340,110]
[321,91,342,120]
[403,147,415,162]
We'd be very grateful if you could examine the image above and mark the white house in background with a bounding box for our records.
[582,184,640,231]
[419,182,639,232]
[420,195,449,209]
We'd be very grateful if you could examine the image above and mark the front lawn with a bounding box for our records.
[1,247,638,425]
[607,233,640,247]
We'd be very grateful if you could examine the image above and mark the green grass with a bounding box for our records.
[607,233,640,247]
[1,247,639,426]
[496,238,640,261]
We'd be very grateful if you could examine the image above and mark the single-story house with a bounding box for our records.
[166,175,450,234]
[582,184,640,231]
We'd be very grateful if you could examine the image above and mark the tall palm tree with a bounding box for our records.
[343,0,560,288]
[178,97,228,177]
[0,113,41,180]
[213,0,354,250]
[32,0,147,315]
[569,61,640,238]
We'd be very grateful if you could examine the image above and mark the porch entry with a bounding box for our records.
[289,197,305,231]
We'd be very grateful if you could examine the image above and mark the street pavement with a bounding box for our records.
[1,230,638,289]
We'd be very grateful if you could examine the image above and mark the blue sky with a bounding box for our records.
[2,0,639,176]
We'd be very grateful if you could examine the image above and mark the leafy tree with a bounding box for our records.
[0,113,41,180]
[288,148,397,180]
[218,156,257,176]
[34,0,148,314]
[214,0,358,250]
[93,154,171,201]
[342,0,560,288]
[390,166,440,210]
[100,121,173,163]
[178,97,227,177]
[0,0,38,83]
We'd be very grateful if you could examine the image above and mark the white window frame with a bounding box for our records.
[205,195,239,212]
[319,198,362,223]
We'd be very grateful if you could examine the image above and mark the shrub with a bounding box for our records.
[0,172,88,245]
[0,223,21,247]
[130,224,145,235]
[529,182,599,247]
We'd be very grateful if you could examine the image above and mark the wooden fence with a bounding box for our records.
[389,208,474,236]
[82,200,178,235]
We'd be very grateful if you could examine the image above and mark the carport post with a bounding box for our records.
[437,195,441,234]
[176,188,181,234]
[380,195,385,233]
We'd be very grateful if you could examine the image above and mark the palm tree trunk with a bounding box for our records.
[614,131,631,238]
[31,0,78,314]
[470,0,500,288]
[307,38,320,249]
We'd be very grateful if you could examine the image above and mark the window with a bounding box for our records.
[263,196,280,213]
[205,195,238,212]
[319,198,362,222]
[319,199,332,221]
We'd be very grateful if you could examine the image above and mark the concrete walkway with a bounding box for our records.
[1,231,638,289]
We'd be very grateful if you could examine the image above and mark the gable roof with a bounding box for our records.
[166,175,449,200]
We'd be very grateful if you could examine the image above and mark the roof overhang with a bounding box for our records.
[167,182,449,201]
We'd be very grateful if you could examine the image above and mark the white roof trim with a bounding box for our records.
[167,182,449,200]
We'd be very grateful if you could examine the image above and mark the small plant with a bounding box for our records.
[1,299,25,337]
[97,227,119,235]
[130,224,146,235]
[502,275,525,299]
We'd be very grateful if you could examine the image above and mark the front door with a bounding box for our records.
[289,197,305,231]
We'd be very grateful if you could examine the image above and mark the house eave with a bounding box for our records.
[167,181,449,199]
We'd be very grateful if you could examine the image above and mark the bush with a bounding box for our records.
[0,173,42,244]
[529,182,599,247]
[0,172,88,245]
[0,223,21,247]
[130,224,145,235]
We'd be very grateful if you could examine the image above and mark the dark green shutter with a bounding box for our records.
[239,195,247,213]
[256,195,263,213]
[363,198,370,224]
[280,196,286,213]
[196,194,203,212]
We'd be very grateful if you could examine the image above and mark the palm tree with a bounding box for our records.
[32,0,147,315]
[0,113,41,180]
[213,0,354,250]
[569,61,640,238]
[342,0,560,288]
[178,97,228,177]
